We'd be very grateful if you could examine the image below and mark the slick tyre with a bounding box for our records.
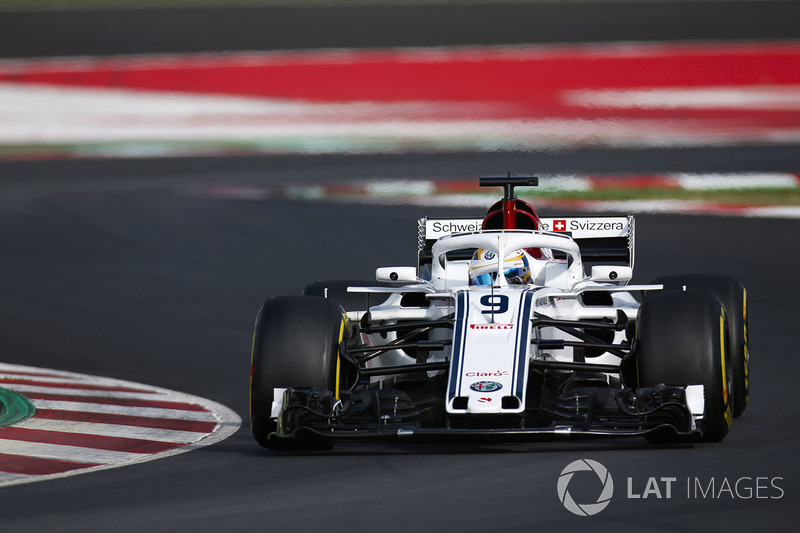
[250,295,346,450]
[651,275,749,417]
[636,290,733,443]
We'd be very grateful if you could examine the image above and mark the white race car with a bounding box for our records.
[250,176,749,449]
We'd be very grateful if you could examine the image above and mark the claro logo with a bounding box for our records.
[557,459,614,516]
[469,324,514,330]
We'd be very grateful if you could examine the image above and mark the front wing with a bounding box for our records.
[266,382,706,443]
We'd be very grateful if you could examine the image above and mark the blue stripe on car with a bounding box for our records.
[513,291,534,399]
[448,291,468,401]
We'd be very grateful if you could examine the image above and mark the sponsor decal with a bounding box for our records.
[469,381,503,392]
[483,250,496,260]
[428,220,482,237]
[570,220,625,231]
[470,323,513,330]
[465,371,510,377]
[536,296,570,307]
[539,218,627,235]
[429,217,629,240]
[477,397,493,403]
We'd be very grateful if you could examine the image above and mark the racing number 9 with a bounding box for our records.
[480,295,509,315]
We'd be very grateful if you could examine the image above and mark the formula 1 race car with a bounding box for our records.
[250,176,750,450]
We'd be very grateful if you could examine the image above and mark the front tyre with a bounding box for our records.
[636,290,733,443]
[652,275,749,417]
[250,295,346,450]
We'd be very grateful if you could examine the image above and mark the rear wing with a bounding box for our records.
[417,215,635,271]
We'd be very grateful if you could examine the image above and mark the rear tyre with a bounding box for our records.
[636,290,733,443]
[250,295,346,450]
[652,275,749,417]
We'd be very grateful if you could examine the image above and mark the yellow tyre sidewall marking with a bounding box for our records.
[743,288,750,401]
[720,311,733,428]
[335,313,348,399]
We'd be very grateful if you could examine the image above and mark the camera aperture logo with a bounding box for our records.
[557,459,614,516]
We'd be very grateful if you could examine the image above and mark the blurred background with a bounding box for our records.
[0,2,799,531]
[1,0,798,207]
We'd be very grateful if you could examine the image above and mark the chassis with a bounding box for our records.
[250,177,750,449]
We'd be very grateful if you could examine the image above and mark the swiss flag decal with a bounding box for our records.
[553,220,567,232]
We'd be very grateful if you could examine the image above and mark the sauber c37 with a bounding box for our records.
[250,177,750,450]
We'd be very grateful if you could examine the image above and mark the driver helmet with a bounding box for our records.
[469,248,532,286]
[481,199,545,259]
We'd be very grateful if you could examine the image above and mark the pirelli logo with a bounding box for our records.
[470,324,514,330]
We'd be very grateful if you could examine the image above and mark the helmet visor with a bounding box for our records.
[504,267,529,285]
[471,267,528,286]
[471,272,496,286]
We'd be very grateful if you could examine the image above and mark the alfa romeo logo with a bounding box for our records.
[469,381,502,392]
[557,459,614,516]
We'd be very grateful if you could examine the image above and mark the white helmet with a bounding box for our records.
[469,249,532,286]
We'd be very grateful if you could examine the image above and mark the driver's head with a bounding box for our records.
[469,248,532,286]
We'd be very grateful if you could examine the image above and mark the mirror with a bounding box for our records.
[375,266,418,283]
[590,265,632,283]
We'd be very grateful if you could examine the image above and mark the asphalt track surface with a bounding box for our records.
[1,2,800,532]
[1,0,800,57]
[1,151,800,531]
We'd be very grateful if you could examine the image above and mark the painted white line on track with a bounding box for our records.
[673,174,800,189]
[0,473,33,484]
[1,374,102,384]
[745,206,800,218]
[1,82,799,153]
[1,42,798,158]
[14,419,209,443]
[565,86,800,111]
[4,384,184,400]
[380,196,800,218]
[586,200,723,213]
[0,439,145,464]
[1,115,798,148]
[194,173,800,219]
[0,374,151,388]
[27,400,218,421]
